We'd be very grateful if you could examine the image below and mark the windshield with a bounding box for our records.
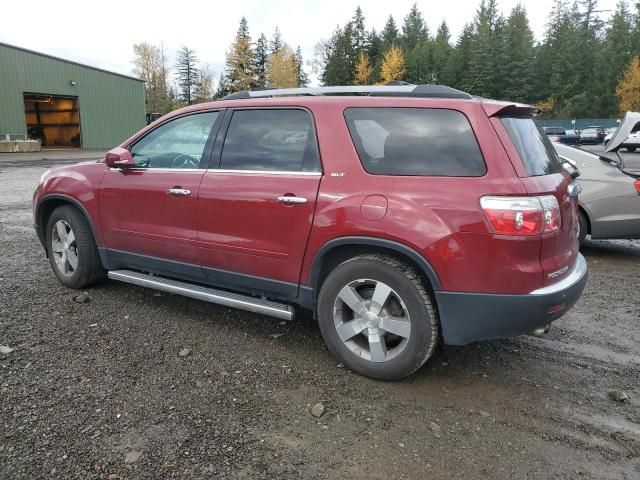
[501,116,563,176]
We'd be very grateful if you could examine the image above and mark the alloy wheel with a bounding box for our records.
[51,220,78,277]
[333,279,411,363]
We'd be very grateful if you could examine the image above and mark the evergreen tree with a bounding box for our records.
[295,46,309,87]
[352,6,367,54]
[254,33,269,87]
[595,1,633,115]
[367,29,383,81]
[382,15,399,49]
[175,46,198,105]
[431,21,453,85]
[267,45,299,88]
[448,23,475,90]
[405,41,431,84]
[500,5,535,102]
[214,72,229,99]
[401,3,429,53]
[323,24,356,85]
[463,0,504,98]
[224,17,256,92]
[270,26,284,55]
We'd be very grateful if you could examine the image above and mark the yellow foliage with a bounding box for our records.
[536,97,556,113]
[616,56,640,113]
[354,51,373,85]
[380,46,406,84]
[267,45,299,88]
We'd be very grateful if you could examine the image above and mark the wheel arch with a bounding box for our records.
[578,204,591,235]
[36,194,102,250]
[309,237,442,297]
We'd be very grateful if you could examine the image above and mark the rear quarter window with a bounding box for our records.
[501,117,563,176]
[344,108,486,177]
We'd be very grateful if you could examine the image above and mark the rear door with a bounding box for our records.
[495,116,579,287]
[196,108,322,299]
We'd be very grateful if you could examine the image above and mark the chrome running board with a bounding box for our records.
[108,270,294,321]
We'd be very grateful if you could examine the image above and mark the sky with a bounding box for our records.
[0,0,621,85]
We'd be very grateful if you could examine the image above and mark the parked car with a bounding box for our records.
[543,126,580,145]
[580,126,606,144]
[556,113,640,244]
[603,123,640,152]
[32,84,587,380]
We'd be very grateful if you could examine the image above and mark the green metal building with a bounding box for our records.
[0,42,145,149]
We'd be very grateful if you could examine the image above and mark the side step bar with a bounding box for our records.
[108,270,294,321]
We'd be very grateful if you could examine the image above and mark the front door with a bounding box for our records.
[99,111,221,269]
[197,108,322,299]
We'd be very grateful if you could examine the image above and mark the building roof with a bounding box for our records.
[0,41,144,82]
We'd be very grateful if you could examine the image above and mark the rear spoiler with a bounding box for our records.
[482,101,541,117]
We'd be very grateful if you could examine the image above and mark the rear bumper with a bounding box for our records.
[435,254,588,345]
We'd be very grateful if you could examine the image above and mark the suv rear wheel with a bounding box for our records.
[317,254,438,380]
[46,205,105,289]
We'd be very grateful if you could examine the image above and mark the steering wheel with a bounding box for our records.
[171,154,199,169]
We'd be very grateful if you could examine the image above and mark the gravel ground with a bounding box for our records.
[0,152,639,479]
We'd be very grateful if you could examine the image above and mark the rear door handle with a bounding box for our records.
[277,196,308,205]
[167,188,191,196]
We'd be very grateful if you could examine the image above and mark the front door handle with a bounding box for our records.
[277,195,308,205]
[167,188,191,196]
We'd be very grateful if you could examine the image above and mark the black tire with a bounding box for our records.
[45,205,105,289]
[317,254,438,381]
[578,211,588,246]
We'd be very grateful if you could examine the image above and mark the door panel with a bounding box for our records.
[197,172,321,288]
[99,111,220,266]
[100,169,204,263]
[196,108,322,296]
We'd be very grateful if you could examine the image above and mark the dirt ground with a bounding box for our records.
[0,151,638,479]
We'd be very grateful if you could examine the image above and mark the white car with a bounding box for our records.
[604,118,640,152]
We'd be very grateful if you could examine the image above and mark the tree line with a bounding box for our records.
[319,0,640,117]
[132,0,640,118]
[131,19,307,114]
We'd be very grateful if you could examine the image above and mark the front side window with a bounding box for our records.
[220,109,320,172]
[344,108,486,176]
[130,111,219,169]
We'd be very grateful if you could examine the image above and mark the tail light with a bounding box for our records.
[480,195,561,236]
[635,179,640,195]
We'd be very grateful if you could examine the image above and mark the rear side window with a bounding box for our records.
[501,117,563,176]
[220,109,320,172]
[344,108,486,176]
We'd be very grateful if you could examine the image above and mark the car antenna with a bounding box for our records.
[467,68,487,95]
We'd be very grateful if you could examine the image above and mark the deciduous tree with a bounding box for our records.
[616,56,640,112]
[267,45,299,88]
[354,51,373,84]
[380,45,406,83]
[225,17,256,92]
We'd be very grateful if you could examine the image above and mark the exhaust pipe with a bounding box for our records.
[531,324,551,337]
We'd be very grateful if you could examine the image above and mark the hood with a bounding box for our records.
[605,111,640,152]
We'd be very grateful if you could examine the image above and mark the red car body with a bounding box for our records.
[33,93,587,345]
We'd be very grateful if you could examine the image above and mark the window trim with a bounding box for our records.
[343,106,487,178]
[210,106,323,174]
[126,109,224,170]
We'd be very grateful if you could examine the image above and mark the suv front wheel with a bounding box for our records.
[317,254,439,380]
[46,205,105,289]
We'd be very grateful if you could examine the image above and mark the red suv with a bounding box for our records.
[33,84,587,380]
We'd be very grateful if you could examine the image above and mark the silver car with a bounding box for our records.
[554,114,640,244]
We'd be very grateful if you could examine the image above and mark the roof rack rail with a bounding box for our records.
[222,84,473,100]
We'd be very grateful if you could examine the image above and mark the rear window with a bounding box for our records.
[544,127,565,135]
[344,108,486,177]
[501,117,563,176]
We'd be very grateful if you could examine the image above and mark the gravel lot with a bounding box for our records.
[1,150,639,479]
